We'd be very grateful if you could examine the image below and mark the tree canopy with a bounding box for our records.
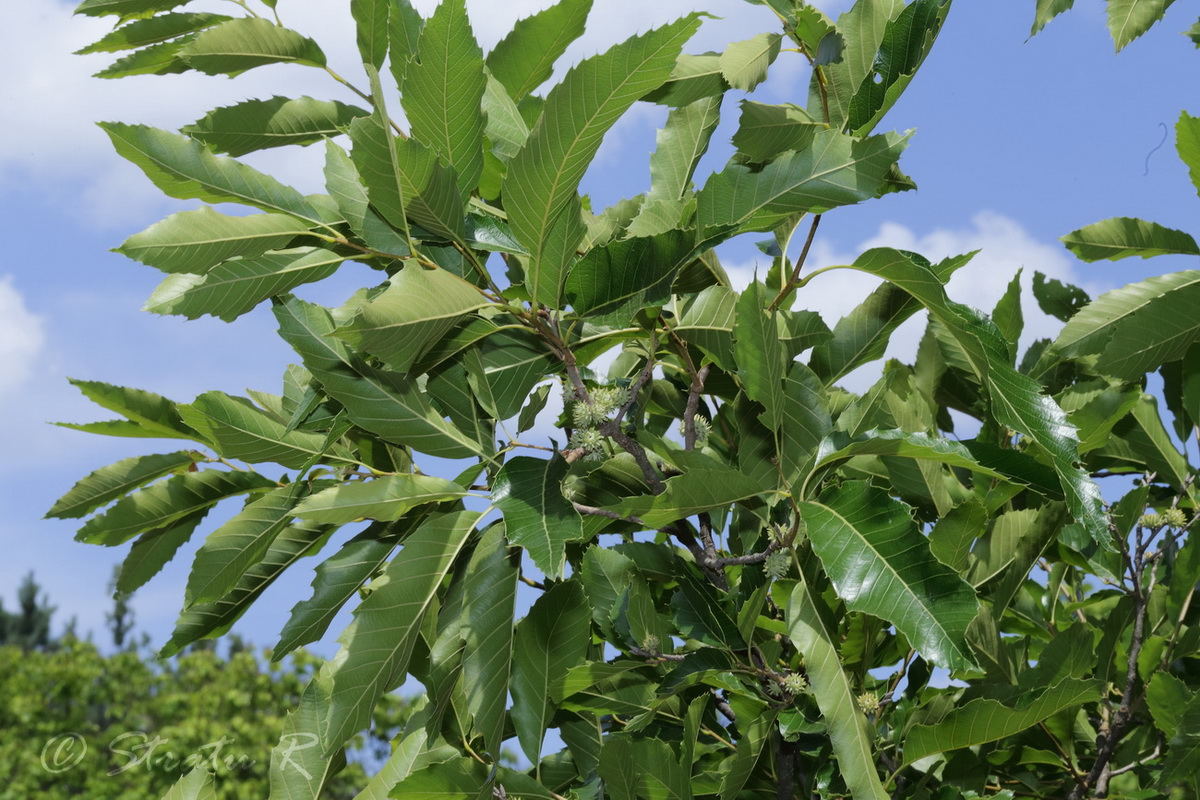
[51,0,1200,797]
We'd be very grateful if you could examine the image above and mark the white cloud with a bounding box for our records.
[726,211,1097,391]
[0,276,45,400]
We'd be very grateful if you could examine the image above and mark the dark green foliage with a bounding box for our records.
[52,0,1200,797]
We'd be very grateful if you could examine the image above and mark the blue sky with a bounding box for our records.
[1,0,1198,655]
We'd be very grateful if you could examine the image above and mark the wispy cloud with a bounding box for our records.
[0,276,45,401]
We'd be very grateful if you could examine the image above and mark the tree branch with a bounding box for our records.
[768,214,822,312]
[571,503,647,528]
[1068,515,1156,800]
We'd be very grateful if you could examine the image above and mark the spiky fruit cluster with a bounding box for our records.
[1164,508,1189,528]
[764,548,793,580]
[639,634,661,655]
[781,672,808,696]
[857,691,880,715]
[568,428,607,460]
[570,384,630,428]
[572,400,608,428]
[1140,512,1166,529]
[677,414,711,446]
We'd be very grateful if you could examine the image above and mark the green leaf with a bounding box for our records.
[482,72,531,162]
[1147,674,1195,737]
[903,678,1103,764]
[808,429,1011,495]
[732,101,823,164]
[847,0,949,135]
[98,123,324,224]
[388,758,492,800]
[1176,111,1200,197]
[566,230,696,324]
[402,0,486,196]
[335,264,487,373]
[351,0,390,68]
[77,469,274,546]
[486,0,593,101]
[1031,0,1075,35]
[323,141,410,256]
[735,282,788,431]
[144,246,346,321]
[348,79,413,240]
[1032,271,1089,323]
[460,525,518,758]
[161,768,216,800]
[1061,217,1200,261]
[93,37,195,78]
[354,719,459,800]
[676,285,737,370]
[517,384,552,434]
[720,704,775,800]
[1107,0,1175,50]
[813,0,900,130]
[672,569,743,649]
[185,483,308,605]
[292,474,468,524]
[493,456,583,579]
[696,129,910,244]
[504,15,701,306]
[809,282,915,383]
[66,378,200,440]
[161,519,334,656]
[801,481,980,671]
[848,248,1109,549]
[642,53,729,107]
[462,329,554,421]
[1052,270,1200,381]
[75,0,189,22]
[47,450,197,519]
[275,298,488,459]
[1188,17,1200,46]
[1161,699,1200,786]
[608,453,768,527]
[75,12,231,53]
[274,524,399,658]
[929,498,987,574]
[784,577,890,800]
[598,737,639,800]
[719,33,781,92]
[179,18,326,75]
[510,580,592,764]
[387,0,424,85]
[992,270,1024,359]
[179,390,351,469]
[389,138,470,242]
[117,510,207,593]
[183,96,368,157]
[633,94,724,231]
[268,666,344,800]
[324,510,482,754]
[116,207,314,274]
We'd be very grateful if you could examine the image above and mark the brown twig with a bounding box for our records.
[712,542,783,567]
[628,645,687,662]
[571,503,648,528]
[768,214,822,312]
[1067,511,1157,799]
[713,692,737,723]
